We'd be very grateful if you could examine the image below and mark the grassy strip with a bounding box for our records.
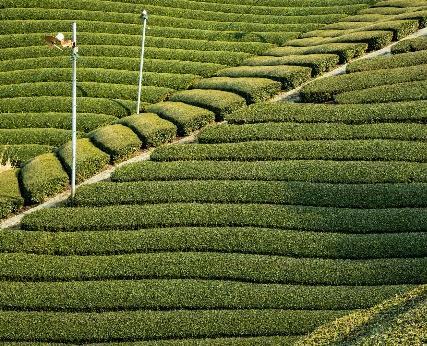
[0,68,199,90]
[0,82,173,104]
[198,123,427,143]
[0,280,411,311]
[111,160,427,184]
[192,77,282,104]
[242,54,340,77]
[73,181,427,208]
[21,203,427,233]
[169,90,246,120]
[347,49,427,72]
[1,251,426,284]
[226,101,427,124]
[20,153,69,204]
[0,97,133,118]
[0,309,343,342]
[265,43,368,63]
[391,35,427,54]
[89,125,142,163]
[146,102,215,136]
[117,114,177,147]
[336,79,427,103]
[216,65,312,89]
[0,145,54,167]
[0,169,24,219]
[0,128,84,147]
[0,113,116,133]
[297,285,427,345]
[300,64,427,102]
[2,228,427,259]
[150,140,427,163]
[57,138,109,183]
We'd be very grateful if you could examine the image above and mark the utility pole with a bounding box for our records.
[136,10,148,114]
[71,22,78,199]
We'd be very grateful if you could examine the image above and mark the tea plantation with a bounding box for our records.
[1,0,427,343]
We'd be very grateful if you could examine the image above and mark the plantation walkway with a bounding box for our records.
[2,26,427,230]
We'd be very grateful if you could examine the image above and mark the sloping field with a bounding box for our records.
[1,39,426,342]
[2,0,427,218]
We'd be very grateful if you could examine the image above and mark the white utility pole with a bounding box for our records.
[71,22,78,199]
[136,10,148,114]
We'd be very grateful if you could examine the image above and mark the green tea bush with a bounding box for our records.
[226,101,427,124]
[391,36,427,54]
[265,43,367,63]
[347,50,427,72]
[0,280,410,311]
[2,227,426,259]
[0,113,116,132]
[89,124,142,162]
[336,79,427,103]
[111,160,427,184]
[146,102,215,136]
[192,77,282,104]
[364,19,419,40]
[169,90,246,119]
[0,169,24,219]
[0,309,343,342]
[300,64,427,102]
[198,122,427,143]
[242,54,340,76]
[329,30,394,50]
[74,180,427,208]
[216,65,312,89]
[57,138,109,183]
[151,140,427,163]
[117,113,177,147]
[20,153,69,204]
[0,144,54,167]
[0,128,83,147]
[21,203,427,233]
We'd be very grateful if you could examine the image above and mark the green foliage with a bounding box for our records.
[111,160,427,184]
[329,30,394,50]
[300,64,427,102]
[336,79,427,103]
[0,144,54,167]
[0,279,411,310]
[21,203,427,234]
[265,43,367,63]
[0,128,83,147]
[74,180,427,208]
[20,153,69,204]
[151,140,427,163]
[117,113,177,147]
[0,113,116,133]
[391,36,427,54]
[347,49,427,72]
[226,101,427,124]
[192,77,282,104]
[365,19,420,40]
[0,169,24,219]
[216,65,312,89]
[243,54,340,77]
[57,138,109,183]
[0,309,343,342]
[146,102,215,136]
[198,122,427,143]
[89,124,142,162]
[169,90,246,120]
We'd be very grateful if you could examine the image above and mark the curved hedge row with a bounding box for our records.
[0,144,54,167]
[150,140,427,162]
[0,128,84,147]
[21,203,427,233]
[198,122,427,143]
[2,228,426,259]
[0,169,24,219]
[391,35,427,54]
[111,160,427,184]
[226,101,427,124]
[73,181,427,208]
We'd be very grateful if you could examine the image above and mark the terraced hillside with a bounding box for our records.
[2,0,427,218]
[1,40,426,342]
